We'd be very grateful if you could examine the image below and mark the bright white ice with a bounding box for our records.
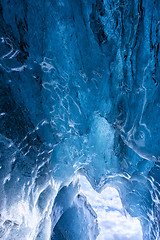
[79,175,143,240]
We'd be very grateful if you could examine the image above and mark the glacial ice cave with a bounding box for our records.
[0,0,160,239]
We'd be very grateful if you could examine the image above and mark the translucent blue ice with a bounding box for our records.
[0,0,160,239]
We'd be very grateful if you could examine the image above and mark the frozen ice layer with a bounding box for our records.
[0,0,160,239]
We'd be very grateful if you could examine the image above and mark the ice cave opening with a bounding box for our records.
[79,175,143,240]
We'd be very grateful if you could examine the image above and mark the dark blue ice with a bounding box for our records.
[0,0,160,239]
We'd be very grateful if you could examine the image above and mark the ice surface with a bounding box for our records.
[0,0,160,239]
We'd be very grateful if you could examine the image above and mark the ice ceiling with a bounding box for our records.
[0,0,160,239]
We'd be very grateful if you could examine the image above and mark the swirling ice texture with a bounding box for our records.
[0,0,160,239]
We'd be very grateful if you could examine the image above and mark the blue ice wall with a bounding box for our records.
[0,0,160,239]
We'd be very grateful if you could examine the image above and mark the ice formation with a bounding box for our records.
[0,0,160,239]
